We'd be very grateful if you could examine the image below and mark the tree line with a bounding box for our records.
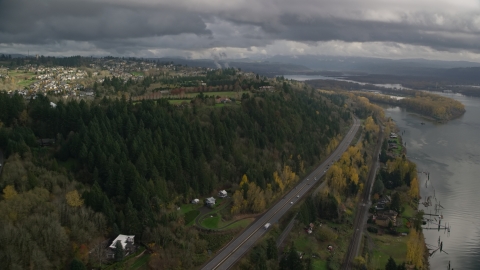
[353,90,465,121]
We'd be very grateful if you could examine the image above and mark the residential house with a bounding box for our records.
[106,234,135,259]
[374,215,392,227]
[374,210,398,227]
[218,190,227,198]
[205,197,216,206]
[382,210,398,224]
[215,97,231,104]
[258,86,274,91]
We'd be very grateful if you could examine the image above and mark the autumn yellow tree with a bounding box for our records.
[408,177,420,199]
[364,116,379,134]
[231,190,244,214]
[273,164,297,193]
[3,185,18,200]
[406,229,424,268]
[66,190,84,207]
[327,164,346,193]
[273,171,284,192]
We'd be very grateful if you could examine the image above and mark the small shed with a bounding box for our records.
[192,198,200,204]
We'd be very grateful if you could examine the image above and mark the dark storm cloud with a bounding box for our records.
[1,0,480,56]
[0,0,210,44]
[270,13,480,52]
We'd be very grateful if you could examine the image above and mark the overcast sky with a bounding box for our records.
[1,0,480,61]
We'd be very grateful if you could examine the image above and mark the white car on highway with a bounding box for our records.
[290,201,294,205]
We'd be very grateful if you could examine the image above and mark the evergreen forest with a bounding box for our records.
[0,85,352,269]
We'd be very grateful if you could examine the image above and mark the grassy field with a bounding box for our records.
[185,210,201,226]
[283,220,355,269]
[201,214,221,229]
[128,253,149,270]
[312,260,328,270]
[180,203,202,214]
[102,247,148,270]
[131,71,144,76]
[222,218,254,230]
[368,233,408,269]
[402,204,415,218]
[390,137,404,155]
[167,99,190,105]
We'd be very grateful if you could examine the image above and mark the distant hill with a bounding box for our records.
[264,55,480,76]
[152,57,312,76]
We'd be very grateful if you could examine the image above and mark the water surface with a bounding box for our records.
[383,93,480,270]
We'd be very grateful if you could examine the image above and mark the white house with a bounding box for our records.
[218,190,227,198]
[205,197,216,206]
[109,234,135,250]
[107,234,135,259]
[191,198,200,204]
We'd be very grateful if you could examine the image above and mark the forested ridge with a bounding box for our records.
[0,86,350,269]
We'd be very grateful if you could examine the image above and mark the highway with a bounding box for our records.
[201,116,361,270]
[342,127,383,269]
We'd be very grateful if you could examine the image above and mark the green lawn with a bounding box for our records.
[128,254,150,270]
[17,79,36,87]
[294,234,311,251]
[402,204,415,218]
[369,233,408,269]
[102,247,146,270]
[201,214,221,229]
[222,218,254,230]
[312,260,328,270]
[131,71,144,76]
[396,218,410,234]
[180,203,202,214]
[184,210,200,226]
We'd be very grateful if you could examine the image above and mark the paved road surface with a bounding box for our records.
[201,117,361,270]
[342,127,383,269]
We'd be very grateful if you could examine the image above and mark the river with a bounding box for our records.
[286,74,479,268]
[283,74,409,89]
[382,93,480,270]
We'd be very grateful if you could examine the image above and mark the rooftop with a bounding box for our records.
[109,234,135,249]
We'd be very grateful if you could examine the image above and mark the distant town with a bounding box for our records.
[0,55,257,101]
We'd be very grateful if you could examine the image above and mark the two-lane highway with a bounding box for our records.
[201,117,361,270]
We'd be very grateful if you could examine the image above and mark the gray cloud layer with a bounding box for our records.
[1,0,480,59]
